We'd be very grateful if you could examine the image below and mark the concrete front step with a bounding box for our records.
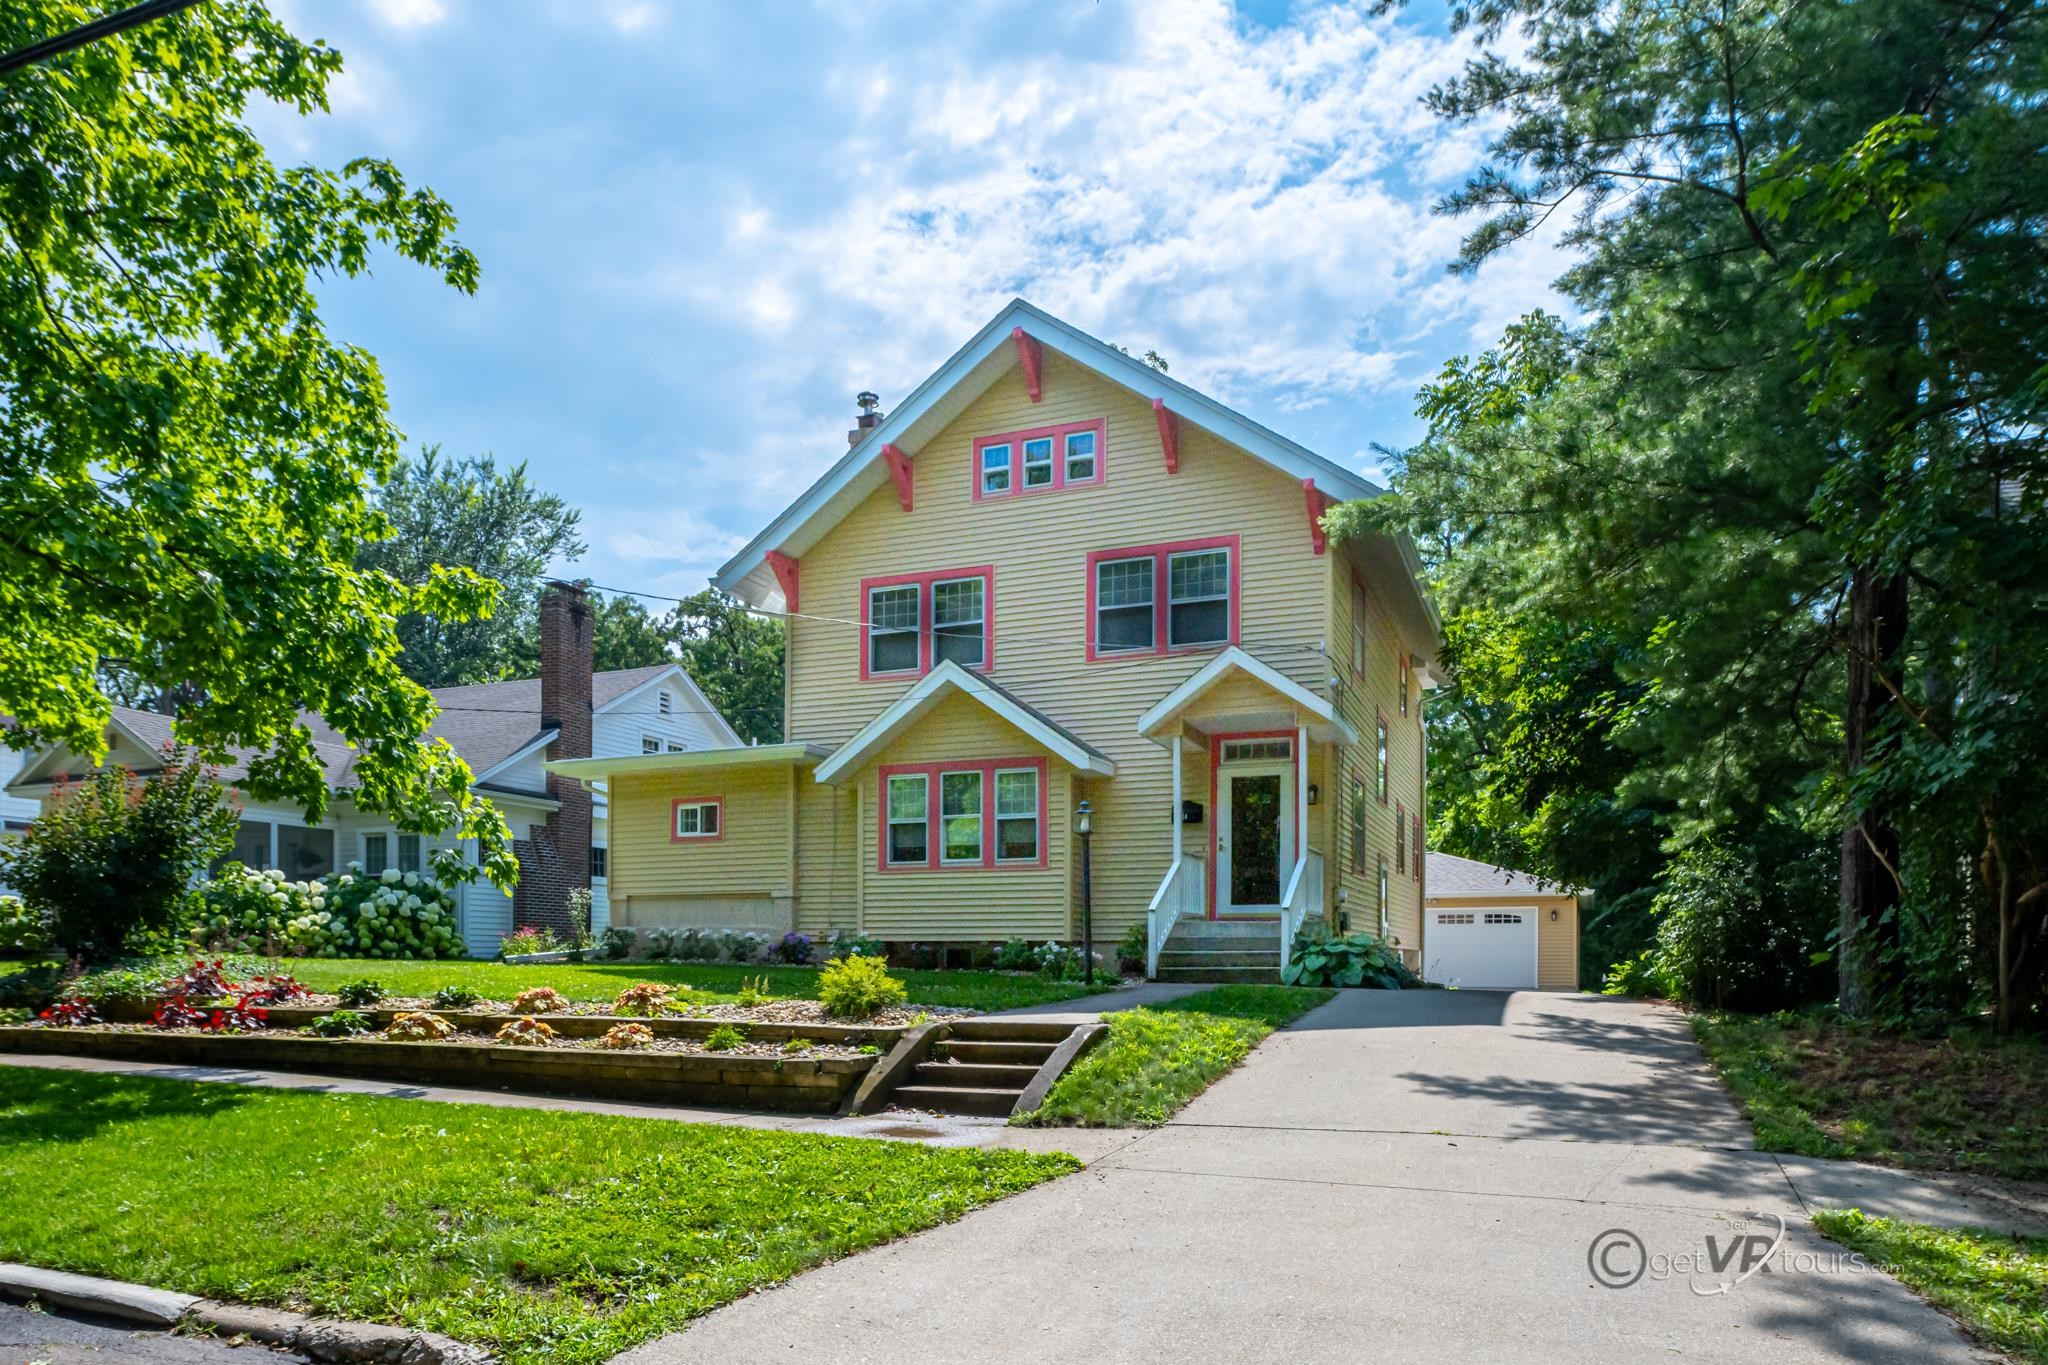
[1164,918,1283,941]
[913,1061,1041,1088]
[943,1039,1058,1066]
[1154,965,1285,984]
[888,1084,1027,1117]
[1157,949,1283,969]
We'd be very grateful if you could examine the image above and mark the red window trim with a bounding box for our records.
[971,418,1107,501]
[859,565,996,681]
[670,796,724,843]
[1375,709,1391,805]
[1395,799,1407,874]
[1205,728,1302,917]
[1413,811,1425,882]
[1085,534,1241,662]
[876,757,1049,872]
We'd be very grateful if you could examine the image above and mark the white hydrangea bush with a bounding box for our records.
[197,861,466,959]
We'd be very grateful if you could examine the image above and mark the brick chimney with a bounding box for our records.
[515,580,593,938]
[848,390,882,447]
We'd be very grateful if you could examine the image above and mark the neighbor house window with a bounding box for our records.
[1086,536,1238,660]
[878,758,1047,871]
[861,567,995,678]
[1348,775,1367,874]
[642,736,661,754]
[1395,801,1407,874]
[277,825,334,879]
[972,419,1105,500]
[886,773,930,866]
[589,846,607,879]
[1376,716,1390,803]
[672,798,722,841]
[363,832,388,875]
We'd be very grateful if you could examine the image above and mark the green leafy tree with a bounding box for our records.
[360,446,586,688]
[589,592,674,673]
[1,750,237,963]
[1348,0,2047,1028]
[0,3,513,885]
[668,590,784,744]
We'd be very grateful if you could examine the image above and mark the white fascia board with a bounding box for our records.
[811,662,1115,785]
[471,729,560,788]
[1136,647,1356,743]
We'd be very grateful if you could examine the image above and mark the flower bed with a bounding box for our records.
[197,862,464,959]
[0,1020,883,1112]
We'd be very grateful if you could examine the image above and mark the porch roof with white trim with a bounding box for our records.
[546,741,835,782]
[810,661,1115,786]
[1136,647,1358,747]
[711,299,1438,656]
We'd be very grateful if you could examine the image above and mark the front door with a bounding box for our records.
[1217,765,1293,914]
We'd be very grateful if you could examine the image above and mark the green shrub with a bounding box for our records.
[0,896,48,955]
[599,926,636,960]
[431,985,482,1009]
[306,1010,372,1037]
[827,929,886,960]
[336,979,386,1008]
[1116,922,1147,974]
[993,939,1039,971]
[817,954,908,1019]
[704,1024,747,1052]
[195,862,466,961]
[1650,833,1835,1011]
[0,964,62,1010]
[1602,949,1674,998]
[1283,931,1427,989]
[2,752,237,963]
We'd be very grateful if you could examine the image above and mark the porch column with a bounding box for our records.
[1170,733,1183,864]
[1295,723,1308,864]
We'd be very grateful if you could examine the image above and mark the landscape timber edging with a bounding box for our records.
[0,1025,874,1113]
[96,1000,910,1046]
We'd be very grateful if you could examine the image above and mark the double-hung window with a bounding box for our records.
[973,420,1105,499]
[1087,536,1237,659]
[362,831,419,876]
[1348,775,1367,874]
[879,759,1045,870]
[641,736,661,754]
[1376,716,1390,803]
[863,568,994,677]
[673,799,721,840]
[1395,800,1407,874]
[887,774,930,866]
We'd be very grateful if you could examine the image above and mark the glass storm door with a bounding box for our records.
[1217,766,1292,913]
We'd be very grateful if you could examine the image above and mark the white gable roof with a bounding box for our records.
[811,661,1116,786]
[713,298,1397,610]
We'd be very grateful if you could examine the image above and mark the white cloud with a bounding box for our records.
[367,0,447,28]
[607,3,658,33]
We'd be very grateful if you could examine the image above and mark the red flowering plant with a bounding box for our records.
[202,1000,268,1032]
[162,959,240,1003]
[240,974,307,1006]
[36,997,99,1028]
[151,996,207,1029]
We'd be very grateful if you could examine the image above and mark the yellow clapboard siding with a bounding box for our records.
[793,780,859,936]
[785,353,1334,939]
[607,765,794,901]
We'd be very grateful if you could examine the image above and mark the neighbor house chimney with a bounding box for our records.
[848,390,882,447]
[517,580,593,938]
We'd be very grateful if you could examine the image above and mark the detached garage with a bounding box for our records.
[1423,851,1582,992]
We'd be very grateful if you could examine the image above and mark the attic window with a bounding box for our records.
[973,419,1105,500]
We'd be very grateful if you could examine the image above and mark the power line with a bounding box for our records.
[0,0,206,78]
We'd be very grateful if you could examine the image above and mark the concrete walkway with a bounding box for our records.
[616,991,2010,1364]
[992,979,1208,1020]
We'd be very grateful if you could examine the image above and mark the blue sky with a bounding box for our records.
[254,0,1566,601]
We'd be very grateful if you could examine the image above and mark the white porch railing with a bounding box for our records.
[1146,852,1204,978]
[1278,849,1324,970]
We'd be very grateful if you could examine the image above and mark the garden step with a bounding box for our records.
[912,1061,1040,1088]
[942,1039,1058,1066]
[1153,966,1284,984]
[887,1084,1027,1117]
[1157,949,1282,969]
[945,1019,1077,1043]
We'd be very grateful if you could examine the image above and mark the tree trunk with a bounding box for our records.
[1838,564,1908,1016]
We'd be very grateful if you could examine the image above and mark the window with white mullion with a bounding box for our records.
[994,768,1040,862]
[979,442,1012,496]
[931,576,986,668]
[1062,429,1097,483]
[1095,556,1155,653]
[939,770,983,864]
[868,583,922,674]
[1167,547,1230,647]
[1021,436,1055,489]
[886,774,929,866]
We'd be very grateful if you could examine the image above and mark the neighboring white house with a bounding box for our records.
[0,737,39,894]
[4,607,739,955]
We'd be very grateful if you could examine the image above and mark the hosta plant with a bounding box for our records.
[597,1022,655,1050]
[1282,931,1426,989]
[817,954,907,1020]
[383,1011,456,1041]
[704,1024,747,1052]
[611,982,670,1017]
[509,986,567,1014]
[495,1016,555,1047]
[306,1010,372,1037]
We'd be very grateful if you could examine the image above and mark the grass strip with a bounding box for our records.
[0,1064,1076,1364]
[1017,984,1335,1127]
[1812,1210,2048,1363]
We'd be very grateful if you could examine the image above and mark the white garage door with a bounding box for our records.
[1426,908,1538,990]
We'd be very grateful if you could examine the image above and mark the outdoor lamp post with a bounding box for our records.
[1076,800,1094,986]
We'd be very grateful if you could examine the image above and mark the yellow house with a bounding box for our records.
[550,300,1445,982]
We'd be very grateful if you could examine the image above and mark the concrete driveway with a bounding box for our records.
[620,991,1989,1364]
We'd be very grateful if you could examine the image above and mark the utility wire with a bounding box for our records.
[0,0,207,78]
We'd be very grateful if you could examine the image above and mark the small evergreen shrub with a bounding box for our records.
[1116,923,1148,974]
[817,954,908,1019]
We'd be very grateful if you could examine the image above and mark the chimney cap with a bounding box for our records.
[856,390,880,415]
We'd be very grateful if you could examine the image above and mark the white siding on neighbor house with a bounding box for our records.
[485,745,552,797]
[0,747,35,893]
[593,673,732,761]
[457,836,517,957]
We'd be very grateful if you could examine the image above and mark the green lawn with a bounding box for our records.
[1693,1010,2048,1180]
[1018,985,1335,1127]
[0,1065,1076,1364]
[250,957,1104,1012]
[1813,1210,2048,1364]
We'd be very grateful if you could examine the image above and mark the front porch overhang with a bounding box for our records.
[1136,647,1357,748]
[811,661,1116,786]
